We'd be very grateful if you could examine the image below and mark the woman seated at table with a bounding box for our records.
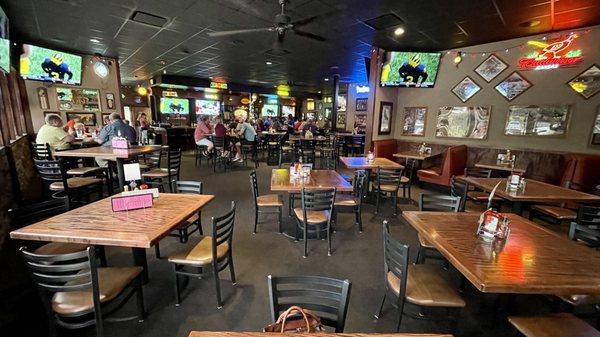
[194,115,214,155]
[36,113,75,150]
[233,117,257,162]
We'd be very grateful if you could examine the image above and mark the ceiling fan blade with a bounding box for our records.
[208,27,274,37]
[292,10,339,27]
[293,29,326,42]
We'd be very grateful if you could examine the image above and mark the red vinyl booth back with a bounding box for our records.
[417,145,468,187]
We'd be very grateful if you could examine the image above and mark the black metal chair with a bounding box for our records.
[20,246,145,337]
[319,135,338,169]
[266,134,282,166]
[138,148,163,172]
[242,136,259,168]
[34,158,104,204]
[568,205,600,248]
[212,136,230,172]
[334,170,367,232]
[250,171,283,233]
[299,139,316,165]
[374,220,465,332]
[142,147,181,192]
[416,193,462,264]
[464,167,503,209]
[399,159,416,200]
[194,144,208,167]
[267,275,351,332]
[294,188,336,257]
[450,175,468,212]
[529,181,583,225]
[31,142,53,159]
[374,168,404,216]
[168,201,236,309]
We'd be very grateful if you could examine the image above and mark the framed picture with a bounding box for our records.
[401,107,427,136]
[37,87,50,110]
[355,98,368,111]
[354,114,367,133]
[495,71,532,101]
[452,76,481,102]
[66,112,97,126]
[337,95,347,112]
[567,64,600,99]
[56,88,101,111]
[505,105,571,137]
[378,102,393,135]
[436,106,490,139]
[101,112,111,125]
[475,54,508,82]
[336,112,346,129]
[306,100,315,111]
[106,92,115,110]
[591,108,600,145]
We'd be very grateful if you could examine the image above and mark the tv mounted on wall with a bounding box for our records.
[0,5,10,73]
[20,44,83,85]
[160,98,189,114]
[380,51,441,88]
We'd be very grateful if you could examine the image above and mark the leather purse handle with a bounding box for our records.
[278,306,311,333]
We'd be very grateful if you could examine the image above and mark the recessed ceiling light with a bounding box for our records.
[90,38,100,43]
[317,91,321,93]
[394,27,405,36]
[324,78,329,81]
[266,61,273,65]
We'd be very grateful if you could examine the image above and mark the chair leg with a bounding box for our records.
[213,262,223,309]
[374,293,387,319]
[356,207,363,232]
[253,207,258,234]
[278,206,283,233]
[375,191,380,214]
[180,229,188,243]
[396,298,405,332]
[155,243,161,259]
[95,309,104,337]
[136,276,146,321]
[303,222,308,258]
[416,245,423,264]
[327,222,332,256]
[228,254,236,285]
[173,264,181,306]
[393,194,398,216]
[97,246,107,267]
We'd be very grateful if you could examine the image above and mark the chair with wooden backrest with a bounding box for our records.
[33,141,106,178]
[334,170,367,232]
[142,147,181,192]
[20,246,145,337]
[450,175,468,212]
[168,201,236,309]
[139,148,163,172]
[529,181,583,225]
[508,313,600,337]
[416,193,462,264]
[463,167,500,205]
[34,158,104,204]
[294,188,336,257]
[374,168,404,216]
[374,220,465,332]
[267,275,351,333]
[250,171,283,234]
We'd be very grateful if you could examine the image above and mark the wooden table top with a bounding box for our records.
[10,194,214,248]
[53,145,162,159]
[340,157,404,170]
[475,162,526,174]
[393,151,441,161]
[458,177,600,203]
[403,211,600,294]
[189,332,451,337]
[270,169,353,192]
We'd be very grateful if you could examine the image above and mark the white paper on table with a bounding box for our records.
[123,163,142,181]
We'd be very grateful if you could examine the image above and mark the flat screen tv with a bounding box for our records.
[0,6,9,73]
[195,99,221,115]
[380,51,441,88]
[20,44,83,85]
[160,98,189,114]
[261,104,279,117]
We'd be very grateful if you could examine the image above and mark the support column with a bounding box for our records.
[331,74,340,131]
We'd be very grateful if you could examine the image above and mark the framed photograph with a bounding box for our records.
[475,54,508,82]
[354,114,367,133]
[452,76,481,102]
[401,107,427,136]
[37,87,50,110]
[505,105,571,137]
[567,64,600,99]
[378,101,393,135]
[101,112,111,125]
[495,71,532,101]
[66,112,96,126]
[336,112,346,129]
[56,88,101,111]
[306,100,315,111]
[591,108,600,145]
[337,95,347,112]
[436,106,490,139]
[355,98,368,111]
[106,92,115,110]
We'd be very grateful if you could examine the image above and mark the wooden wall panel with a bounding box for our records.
[8,72,26,136]
[0,72,16,140]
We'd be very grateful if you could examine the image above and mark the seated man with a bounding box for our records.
[194,116,214,155]
[36,113,75,150]
[94,112,137,166]
[234,117,257,162]
[302,118,318,135]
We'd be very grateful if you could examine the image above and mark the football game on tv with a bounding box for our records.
[160,98,189,114]
[380,51,441,88]
[20,44,82,85]
[195,99,221,115]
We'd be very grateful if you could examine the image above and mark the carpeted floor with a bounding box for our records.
[19,152,576,337]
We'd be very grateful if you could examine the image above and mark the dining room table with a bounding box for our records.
[10,193,214,283]
[189,332,451,337]
[339,156,404,170]
[457,177,600,214]
[403,211,600,295]
[393,151,441,162]
[475,161,527,175]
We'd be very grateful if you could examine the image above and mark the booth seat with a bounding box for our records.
[570,154,600,190]
[417,145,467,187]
[372,139,398,160]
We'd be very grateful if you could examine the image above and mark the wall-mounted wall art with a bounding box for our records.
[106,92,115,110]
[436,106,490,139]
[355,98,368,111]
[306,100,315,111]
[475,54,508,82]
[495,71,532,101]
[505,105,571,137]
[337,95,347,112]
[378,101,394,135]
[101,112,111,125]
[591,108,600,145]
[37,87,50,110]
[66,112,97,126]
[354,114,367,133]
[56,88,101,111]
[567,64,600,99]
[336,112,346,129]
[452,76,481,102]
[401,106,427,136]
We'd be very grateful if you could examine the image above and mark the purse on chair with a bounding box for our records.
[263,306,324,333]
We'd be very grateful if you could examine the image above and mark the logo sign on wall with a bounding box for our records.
[210,82,228,89]
[518,33,583,70]
[163,91,178,97]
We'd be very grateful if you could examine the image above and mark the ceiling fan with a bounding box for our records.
[208,0,327,42]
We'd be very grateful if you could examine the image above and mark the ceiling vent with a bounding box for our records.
[363,13,404,30]
[130,11,168,28]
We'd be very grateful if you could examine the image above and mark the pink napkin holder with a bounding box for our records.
[111,193,153,212]
[112,138,129,149]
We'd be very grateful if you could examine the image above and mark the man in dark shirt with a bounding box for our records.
[302,118,318,135]
[96,112,136,146]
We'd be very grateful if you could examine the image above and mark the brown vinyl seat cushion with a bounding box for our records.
[293,208,330,224]
[66,166,104,176]
[168,236,229,266]
[387,264,465,308]
[49,177,103,191]
[52,267,142,315]
[141,168,177,178]
[530,205,577,220]
[334,194,358,206]
[508,313,600,337]
[34,242,90,255]
[256,194,284,207]
[378,184,399,192]
[418,234,436,249]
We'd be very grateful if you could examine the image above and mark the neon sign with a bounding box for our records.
[518,34,583,70]
[355,85,370,94]
[210,82,228,89]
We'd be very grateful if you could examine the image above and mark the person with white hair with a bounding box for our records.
[233,116,257,162]
[95,112,136,147]
[36,113,75,150]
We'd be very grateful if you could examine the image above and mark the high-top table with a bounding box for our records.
[53,145,163,191]
[189,333,451,337]
[403,211,600,295]
[457,177,600,214]
[10,193,214,283]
